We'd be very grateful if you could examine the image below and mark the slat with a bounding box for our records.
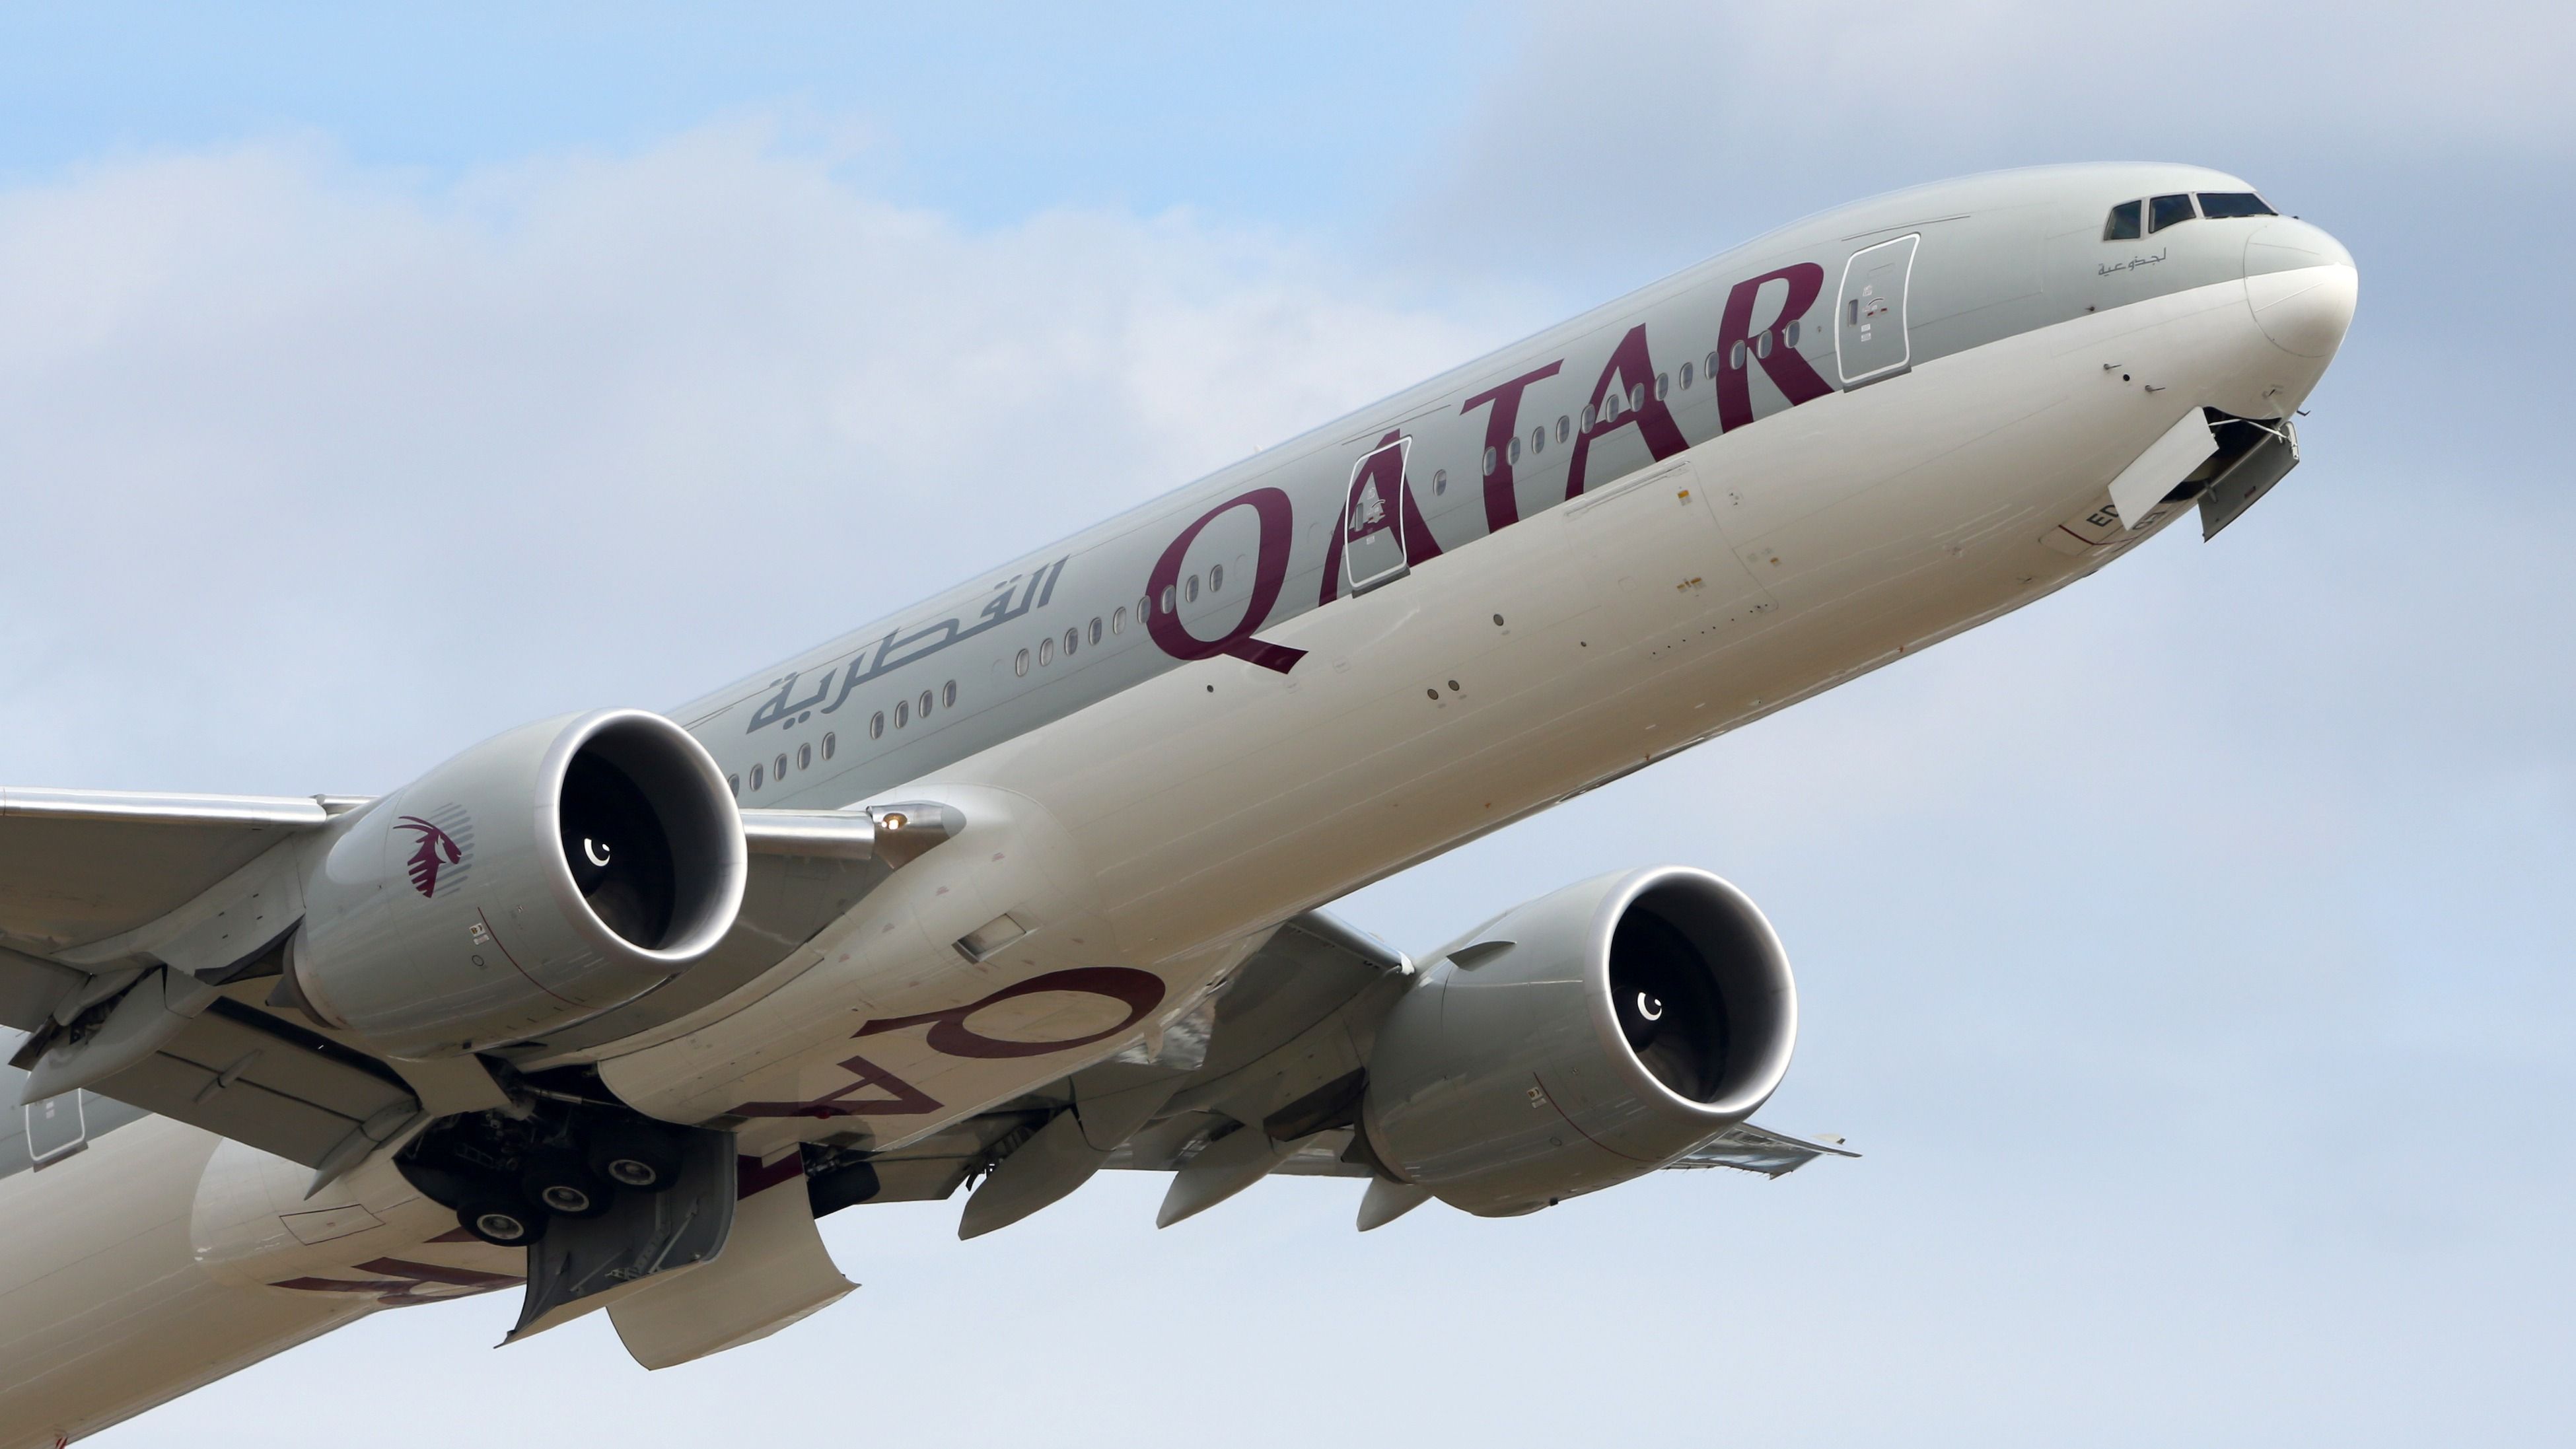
[0,787,347,828]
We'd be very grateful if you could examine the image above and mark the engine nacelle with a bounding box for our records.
[291,709,746,1057]
[1360,866,1796,1217]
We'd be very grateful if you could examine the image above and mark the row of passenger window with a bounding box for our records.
[1009,568,1227,676]
[2103,190,2276,241]
[1446,322,1808,485]
[727,677,960,795]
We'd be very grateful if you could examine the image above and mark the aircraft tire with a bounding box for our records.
[586,1121,682,1193]
[456,1191,548,1248]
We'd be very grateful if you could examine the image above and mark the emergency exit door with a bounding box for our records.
[1836,232,1919,386]
[24,1088,85,1167]
[1341,435,1412,594]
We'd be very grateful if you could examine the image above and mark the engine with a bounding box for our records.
[1359,866,1796,1216]
[288,709,746,1057]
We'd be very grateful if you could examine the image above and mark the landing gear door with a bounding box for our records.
[609,1153,856,1369]
[1836,232,1919,387]
[1342,435,1412,595]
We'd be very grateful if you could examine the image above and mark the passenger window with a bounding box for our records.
[919,688,934,717]
[1207,565,1223,593]
[1703,349,1719,379]
[1786,319,1801,347]
[1556,415,1569,442]
[1653,373,1668,400]
[1530,425,1544,455]
[751,763,765,789]
[871,711,886,738]
[1482,445,1497,477]
[1089,617,1103,644]
[1184,575,1199,603]
[797,743,811,769]
[1754,332,1772,360]
[1112,606,1127,634]
[942,680,956,707]
[1680,361,1694,388]
[1037,637,1054,666]
[1433,468,1448,495]
[1014,649,1029,678]
[1137,596,1151,622]
[1580,404,1596,431]
[2103,199,2143,240]
[2196,192,2275,219]
[822,732,836,760]
[1506,436,1521,464]
[1062,626,1077,656]
[895,699,910,726]
[1159,586,1174,614]
[773,753,787,778]
[1729,339,1749,369]
[2147,193,2196,232]
[727,773,740,796]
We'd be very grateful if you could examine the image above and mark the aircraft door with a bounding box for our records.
[24,1088,86,1166]
[1835,232,1919,386]
[1341,435,1412,595]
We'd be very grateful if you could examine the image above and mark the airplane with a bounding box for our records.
[0,162,2354,1444]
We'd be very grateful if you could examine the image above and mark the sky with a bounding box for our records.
[3,3,2571,1444]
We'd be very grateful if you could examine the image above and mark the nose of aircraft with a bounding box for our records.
[2242,218,2357,359]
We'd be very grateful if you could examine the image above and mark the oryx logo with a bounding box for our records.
[394,807,473,898]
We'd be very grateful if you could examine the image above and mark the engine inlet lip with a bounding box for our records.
[534,707,748,970]
[1580,865,1798,1125]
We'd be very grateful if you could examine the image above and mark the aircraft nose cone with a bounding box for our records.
[2242,220,2357,359]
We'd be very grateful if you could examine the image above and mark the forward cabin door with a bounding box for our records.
[1835,232,1919,387]
[1341,435,1412,594]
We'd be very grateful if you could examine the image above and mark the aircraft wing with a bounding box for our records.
[0,788,344,958]
[0,784,918,1185]
[840,907,1853,1232]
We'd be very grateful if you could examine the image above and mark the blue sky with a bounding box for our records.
[4,4,2570,1445]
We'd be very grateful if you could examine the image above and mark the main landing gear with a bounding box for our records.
[398,1099,689,1248]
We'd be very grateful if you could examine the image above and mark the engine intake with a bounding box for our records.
[1360,866,1795,1216]
[290,709,746,1057]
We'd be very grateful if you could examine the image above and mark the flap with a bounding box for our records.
[608,1163,855,1368]
[1667,1122,1860,1178]
[81,997,421,1170]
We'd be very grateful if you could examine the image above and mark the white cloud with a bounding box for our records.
[6,88,2569,1448]
[0,122,1511,793]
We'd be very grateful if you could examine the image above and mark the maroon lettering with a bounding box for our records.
[1715,263,1832,432]
[1565,325,1690,499]
[273,1257,521,1307]
[736,1152,807,1197]
[733,1051,944,1119]
[1148,488,1307,674]
[1457,362,1561,531]
[854,966,1166,1059]
[1318,431,1442,604]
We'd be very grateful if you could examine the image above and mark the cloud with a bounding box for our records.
[0,122,1512,793]
[6,73,2569,1448]
[1395,0,2576,283]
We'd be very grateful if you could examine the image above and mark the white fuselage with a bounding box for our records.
[0,162,2355,1447]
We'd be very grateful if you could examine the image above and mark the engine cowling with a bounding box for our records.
[1359,866,1796,1217]
[290,709,746,1057]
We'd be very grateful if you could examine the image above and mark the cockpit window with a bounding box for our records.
[2102,199,2143,241]
[2147,193,2197,233]
[2196,192,2276,219]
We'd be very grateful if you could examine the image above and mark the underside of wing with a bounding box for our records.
[0,788,348,955]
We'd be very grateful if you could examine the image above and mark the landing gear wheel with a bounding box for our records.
[519,1151,614,1219]
[456,1191,548,1247]
[587,1121,682,1193]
